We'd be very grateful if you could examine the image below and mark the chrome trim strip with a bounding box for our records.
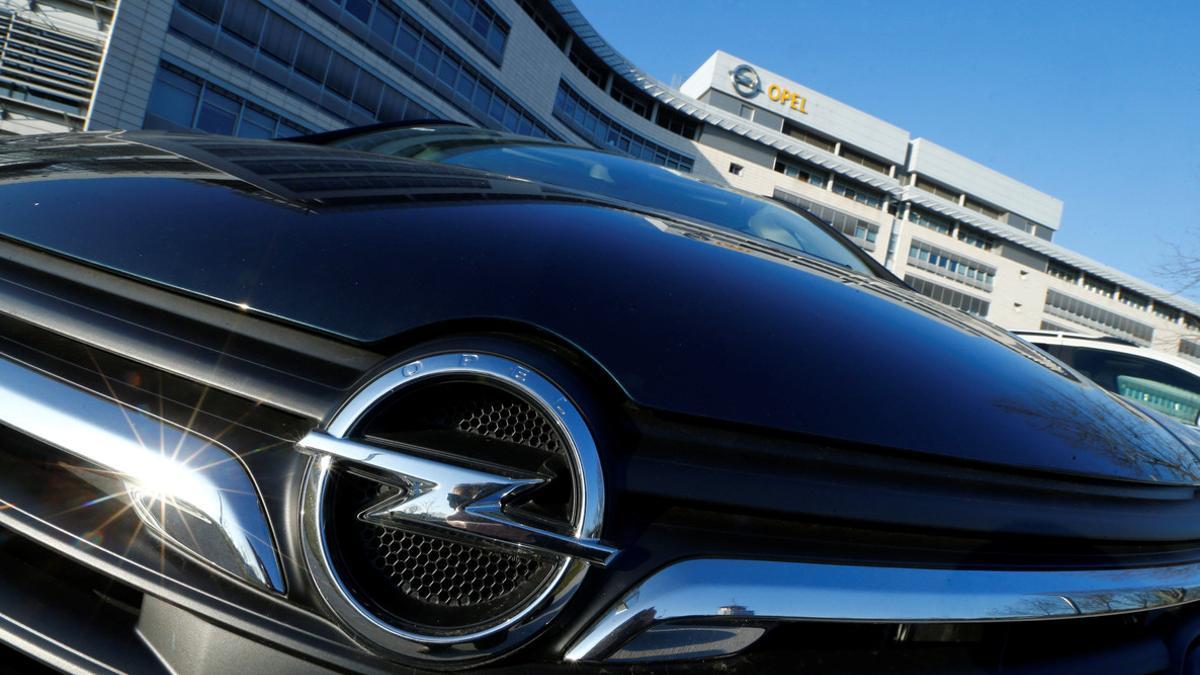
[0,355,285,593]
[565,557,1200,662]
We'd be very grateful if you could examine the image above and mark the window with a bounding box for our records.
[179,0,223,22]
[831,179,884,208]
[294,33,331,83]
[196,87,239,134]
[957,226,994,251]
[774,156,827,187]
[238,106,276,138]
[774,188,879,251]
[568,42,607,89]
[908,207,953,235]
[260,13,299,64]
[656,106,699,140]
[610,80,652,120]
[905,274,990,318]
[908,240,996,290]
[1047,260,1080,283]
[1181,340,1200,362]
[1056,347,1200,424]
[421,0,510,64]
[144,66,201,128]
[324,54,357,99]
[963,197,1003,220]
[1155,303,1181,322]
[738,104,754,120]
[220,0,265,44]
[143,62,312,139]
[371,6,399,43]
[553,81,694,172]
[913,177,960,203]
[1120,291,1150,310]
[840,147,889,174]
[784,124,836,153]
[344,0,373,24]
[1043,289,1154,345]
[1083,276,1117,298]
[352,72,383,114]
[729,162,743,176]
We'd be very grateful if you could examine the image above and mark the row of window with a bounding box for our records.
[1044,289,1154,345]
[1047,256,1196,328]
[773,188,879,251]
[913,176,959,203]
[1083,276,1117,298]
[418,0,509,66]
[908,239,996,290]
[1121,291,1150,310]
[298,0,553,136]
[784,123,836,153]
[774,156,827,188]
[514,0,700,143]
[553,81,694,172]
[145,62,313,138]
[908,206,952,235]
[1181,339,1200,362]
[831,179,884,209]
[1040,320,1072,332]
[905,274,990,318]
[174,0,552,139]
[840,147,889,175]
[907,205,995,251]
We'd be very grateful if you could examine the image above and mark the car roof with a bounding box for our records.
[1015,329,1200,377]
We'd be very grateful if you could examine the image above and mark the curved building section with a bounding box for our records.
[1,0,1198,356]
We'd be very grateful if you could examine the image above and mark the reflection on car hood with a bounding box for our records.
[1,131,1197,486]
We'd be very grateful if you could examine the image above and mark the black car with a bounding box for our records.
[2,130,1200,673]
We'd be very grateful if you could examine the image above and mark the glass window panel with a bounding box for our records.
[238,107,276,138]
[417,42,440,73]
[353,72,383,114]
[454,70,476,100]
[379,88,410,121]
[196,88,239,135]
[145,68,201,127]
[260,13,300,64]
[220,0,265,43]
[179,0,223,22]
[345,0,373,24]
[325,54,357,98]
[371,6,399,43]
[437,58,458,87]
[295,34,331,82]
[395,21,420,56]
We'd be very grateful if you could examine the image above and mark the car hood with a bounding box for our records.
[2,132,1198,486]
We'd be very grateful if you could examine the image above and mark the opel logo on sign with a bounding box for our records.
[730,64,761,98]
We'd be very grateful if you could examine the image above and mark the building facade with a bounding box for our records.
[3,0,1198,357]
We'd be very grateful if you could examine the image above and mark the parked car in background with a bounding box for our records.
[1017,330,1200,426]
[7,130,1200,672]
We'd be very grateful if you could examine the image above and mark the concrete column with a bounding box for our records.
[86,0,174,131]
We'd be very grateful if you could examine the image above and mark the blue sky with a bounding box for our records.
[573,0,1200,295]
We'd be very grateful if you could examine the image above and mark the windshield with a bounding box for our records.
[328,127,875,275]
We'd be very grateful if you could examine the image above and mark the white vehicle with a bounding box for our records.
[1016,330,1200,426]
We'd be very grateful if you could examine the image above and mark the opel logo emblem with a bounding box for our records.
[730,64,761,98]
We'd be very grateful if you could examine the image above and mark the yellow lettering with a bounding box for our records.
[767,84,781,101]
[797,97,808,113]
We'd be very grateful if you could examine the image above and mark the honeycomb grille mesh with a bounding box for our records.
[424,391,564,455]
[363,522,544,607]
